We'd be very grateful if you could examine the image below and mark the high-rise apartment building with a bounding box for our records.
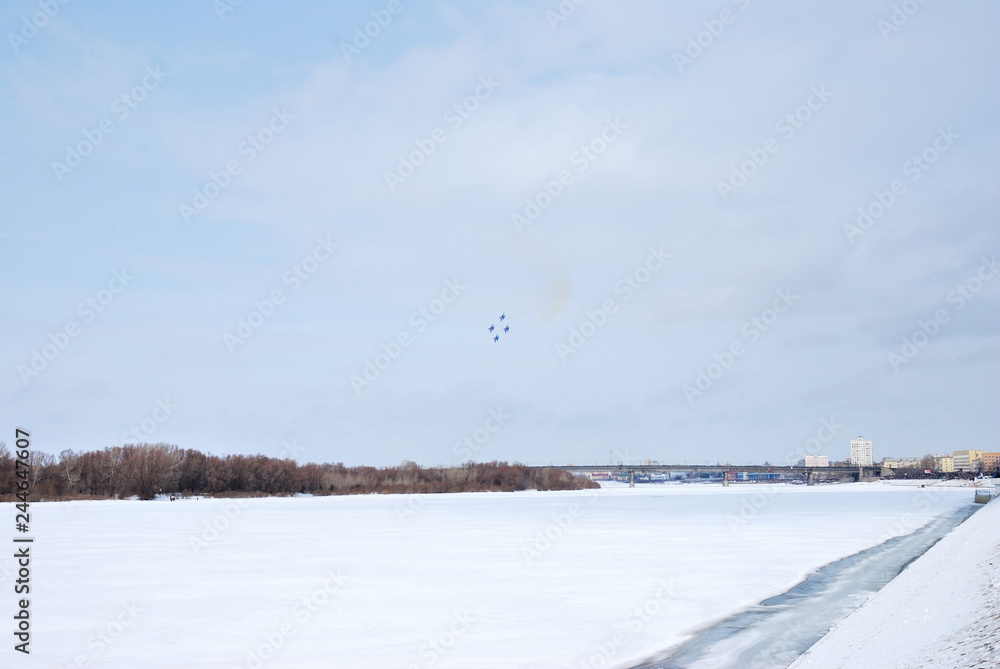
[850,436,873,467]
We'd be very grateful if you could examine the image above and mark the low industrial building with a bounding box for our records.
[882,458,922,470]
[804,455,829,467]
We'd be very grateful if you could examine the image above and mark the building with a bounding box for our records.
[882,458,922,470]
[981,453,1000,475]
[952,450,986,473]
[804,455,829,467]
[850,436,873,467]
[934,455,955,473]
[735,471,781,481]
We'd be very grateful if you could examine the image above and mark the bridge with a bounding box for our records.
[549,463,881,485]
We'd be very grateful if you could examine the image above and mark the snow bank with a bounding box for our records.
[792,494,1000,669]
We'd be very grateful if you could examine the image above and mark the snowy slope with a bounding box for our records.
[791,491,1000,669]
[0,483,974,668]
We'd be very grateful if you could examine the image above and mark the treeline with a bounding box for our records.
[0,442,597,501]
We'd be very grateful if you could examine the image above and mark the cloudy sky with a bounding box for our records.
[2,0,997,467]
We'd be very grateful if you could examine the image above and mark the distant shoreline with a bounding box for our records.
[0,442,598,502]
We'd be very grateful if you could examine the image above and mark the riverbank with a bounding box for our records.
[629,503,979,668]
[791,489,1000,668]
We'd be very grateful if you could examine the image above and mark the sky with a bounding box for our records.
[1,0,997,468]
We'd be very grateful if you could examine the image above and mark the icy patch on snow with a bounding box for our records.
[792,497,1000,669]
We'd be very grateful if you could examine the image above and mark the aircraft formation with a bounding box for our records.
[489,313,510,342]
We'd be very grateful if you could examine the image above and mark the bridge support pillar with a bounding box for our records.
[722,471,729,487]
[629,471,634,488]
[807,471,814,486]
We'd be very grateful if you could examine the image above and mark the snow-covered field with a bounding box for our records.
[2,483,977,668]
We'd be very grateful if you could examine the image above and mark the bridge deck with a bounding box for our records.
[548,464,877,476]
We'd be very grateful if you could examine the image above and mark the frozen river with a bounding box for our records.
[3,482,975,668]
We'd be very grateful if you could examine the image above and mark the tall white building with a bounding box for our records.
[850,436,873,467]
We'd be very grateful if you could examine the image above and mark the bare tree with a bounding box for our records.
[59,450,81,493]
[27,450,54,489]
[132,444,183,499]
[0,442,12,501]
[94,446,138,498]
